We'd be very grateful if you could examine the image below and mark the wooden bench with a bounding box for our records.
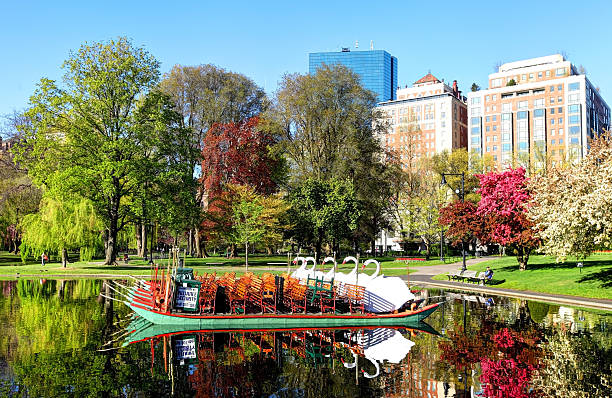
[462,270,479,283]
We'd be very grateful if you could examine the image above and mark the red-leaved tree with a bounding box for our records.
[439,200,492,250]
[201,117,280,255]
[476,168,539,270]
[201,116,279,197]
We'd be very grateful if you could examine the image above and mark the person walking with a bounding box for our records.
[41,252,48,266]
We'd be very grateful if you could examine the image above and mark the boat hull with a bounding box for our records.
[129,302,441,329]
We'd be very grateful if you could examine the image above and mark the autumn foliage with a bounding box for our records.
[201,116,278,197]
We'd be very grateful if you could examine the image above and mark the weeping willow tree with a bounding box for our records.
[19,195,103,266]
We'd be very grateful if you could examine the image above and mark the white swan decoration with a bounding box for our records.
[290,256,307,279]
[321,256,337,281]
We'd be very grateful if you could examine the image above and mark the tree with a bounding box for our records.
[431,148,494,203]
[271,64,386,183]
[477,168,539,270]
[160,64,268,257]
[470,83,480,92]
[528,131,612,261]
[439,200,491,254]
[227,187,265,271]
[288,178,360,259]
[507,79,517,86]
[272,64,394,251]
[14,37,188,265]
[202,117,280,197]
[19,195,103,266]
[400,172,445,259]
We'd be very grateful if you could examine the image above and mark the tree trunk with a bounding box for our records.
[245,242,249,272]
[516,246,530,271]
[104,194,120,265]
[194,226,202,258]
[61,248,68,268]
[187,229,192,256]
[315,234,323,264]
[370,239,376,257]
[136,223,143,257]
[141,223,147,259]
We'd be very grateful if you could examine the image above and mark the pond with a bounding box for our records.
[0,279,610,397]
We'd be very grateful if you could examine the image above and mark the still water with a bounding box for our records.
[0,279,610,397]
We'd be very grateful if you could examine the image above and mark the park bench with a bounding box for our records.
[462,270,479,283]
[447,269,465,281]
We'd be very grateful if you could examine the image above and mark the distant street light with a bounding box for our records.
[441,172,466,271]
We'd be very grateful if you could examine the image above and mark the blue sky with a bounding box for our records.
[1,0,611,119]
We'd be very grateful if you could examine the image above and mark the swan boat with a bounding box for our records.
[114,266,441,328]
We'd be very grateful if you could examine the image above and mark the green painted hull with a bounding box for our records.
[129,302,441,329]
[122,317,440,346]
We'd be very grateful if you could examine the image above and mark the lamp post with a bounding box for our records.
[441,172,466,271]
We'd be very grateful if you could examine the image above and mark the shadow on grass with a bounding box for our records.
[498,259,612,273]
[577,267,612,288]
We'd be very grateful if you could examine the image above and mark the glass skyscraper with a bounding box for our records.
[309,49,397,103]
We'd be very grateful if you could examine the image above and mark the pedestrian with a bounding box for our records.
[484,266,494,281]
[41,252,48,266]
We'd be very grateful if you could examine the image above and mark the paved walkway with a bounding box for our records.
[401,256,612,312]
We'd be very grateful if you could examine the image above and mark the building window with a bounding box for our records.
[492,94,497,101]
[493,115,497,121]
[493,125,497,131]
[569,115,580,124]
[559,139,564,144]
[550,108,555,115]
[486,126,490,132]
[521,74,527,81]
[486,116,490,122]
[550,86,555,92]
[551,129,555,135]
[486,95,490,101]
[546,70,551,77]
[558,84,563,91]
[559,128,564,135]
[538,72,542,78]
[569,82,580,91]
[550,98,555,104]
[558,107,563,113]
[569,104,580,113]
[550,119,555,125]
[491,78,502,88]
[518,101,528,109]
[517,111,528,120]
[570,126,580,134]
[534,98,544,107]
[502,143,511,151]
[493,145,497,151]
[493,135,498,141]
[502,103,511,112]
[556,68,566,76]
[558,118,563,124]
[558,96,563,103]
[534,109,545,117]
[529,73,534,80]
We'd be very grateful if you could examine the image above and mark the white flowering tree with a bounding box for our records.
[529,131,612,261]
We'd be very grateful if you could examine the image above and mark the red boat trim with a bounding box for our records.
[130,302,440,320]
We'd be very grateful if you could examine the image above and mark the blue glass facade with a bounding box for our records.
[309,50,397,103]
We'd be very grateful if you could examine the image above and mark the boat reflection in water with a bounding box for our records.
[117,317,439,395]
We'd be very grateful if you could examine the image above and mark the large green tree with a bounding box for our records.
[271,64,398,252]
[288,178,360,259]
[14,37,189,264]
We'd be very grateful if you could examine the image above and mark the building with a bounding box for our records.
[374,74,468,254]
[309,48,397,102]
[376,73,468,169]
[467,54,610,168]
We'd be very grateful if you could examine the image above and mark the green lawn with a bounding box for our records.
[0,251,451,278]
[433,253,612,300]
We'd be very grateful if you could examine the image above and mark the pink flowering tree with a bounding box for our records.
[477,168,540,270]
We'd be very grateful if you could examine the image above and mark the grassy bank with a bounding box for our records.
[0,251,451,279]
[433,253,612,300]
